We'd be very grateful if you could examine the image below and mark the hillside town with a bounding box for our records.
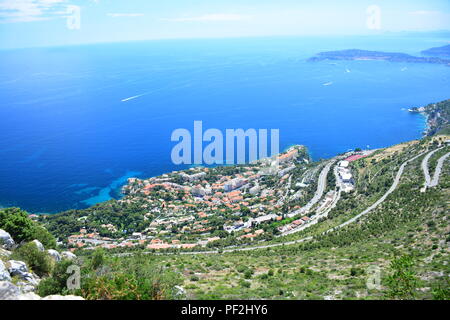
[59,146,375,251]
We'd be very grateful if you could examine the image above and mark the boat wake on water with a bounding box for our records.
[121,93,148,102]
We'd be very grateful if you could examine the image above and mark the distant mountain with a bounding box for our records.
[421,44,450,57]
[308,49,450,66]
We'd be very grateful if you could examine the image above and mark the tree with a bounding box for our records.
[0,207,56,248]
[0,207,34,242]
[31,225,57,249]
[385,255,418,300]
[90,248,105,270]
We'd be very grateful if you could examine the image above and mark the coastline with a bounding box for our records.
[409,99,450,136]
[16,123,429,215]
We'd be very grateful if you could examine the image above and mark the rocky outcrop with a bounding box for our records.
[7,260,40,286]
[61,251,77,260]
[32,239,45,252]
[0,261,11,281]
[7,260,28,275]
[47,249,61,262]
[0,281,21,300]
[0,282,84,300]
[0,248,12,258]
[15,292,84,300]
[0,231,84,301]
[42,295,84,300]
[0,229,15,250]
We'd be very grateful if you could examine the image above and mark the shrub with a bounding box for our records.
[83,270,180,300]
[236,265,247,273]
[31,226,57,249]
[37,277,62,297]
[90,249,105,270]
[350,267,365,277]
[244,269,253,279]
[0,207,56,249]
[0,208,34,242]
[432,278,450,300]
[37,260,75,296]
[190,275,199,282]
[11,242,53,277]
[385,255,418,300]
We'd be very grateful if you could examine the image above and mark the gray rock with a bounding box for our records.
[61,251,77,260]
[21,272,40,286]
[7,260,28,276]
[47,249,61,262]
[42,295,84,300]
[0,260,11,281]
[32,239,45,252]
[174,285,186,298]
[7,260,40,286]
[0,281,20,300]
[16,281,37,293]
[0,248,12,258]
[16,292,41,300]
[0,229,15,250]
[14,293,84,300]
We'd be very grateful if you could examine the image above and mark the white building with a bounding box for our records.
[249,185,260,195]
[339,160,349,168]
[224,178,247,192]
[248,214,279,226]
[181,172,206,182]
[340,172,353,183]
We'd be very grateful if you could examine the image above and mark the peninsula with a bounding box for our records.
[409,99,450,136]
[421,44,450,57]
[308,49,450,66]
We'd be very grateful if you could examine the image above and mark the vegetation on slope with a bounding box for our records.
[0,207,56,249]
[36,136,448,300]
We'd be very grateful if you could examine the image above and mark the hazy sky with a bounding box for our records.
[1,0,450,49]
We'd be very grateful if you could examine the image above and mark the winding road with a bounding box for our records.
[327,151,427,232]
[422,147,449,188]
[117,147,447,257]
[286,159,335,218]
[421,147,444,187]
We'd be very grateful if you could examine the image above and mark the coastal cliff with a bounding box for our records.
[409,99,450,136]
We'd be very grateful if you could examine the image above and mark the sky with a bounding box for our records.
[0,0,450,49]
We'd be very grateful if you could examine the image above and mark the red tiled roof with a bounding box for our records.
[345,154,367,162]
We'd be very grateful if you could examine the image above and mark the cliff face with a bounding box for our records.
[422,99,450,136]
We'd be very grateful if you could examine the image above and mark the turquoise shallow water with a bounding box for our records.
[0,35,449,213]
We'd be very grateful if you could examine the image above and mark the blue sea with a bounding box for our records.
[0,35,449,213]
